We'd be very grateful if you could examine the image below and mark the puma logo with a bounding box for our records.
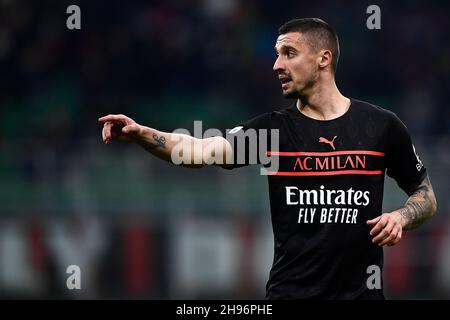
[319,136,337,150]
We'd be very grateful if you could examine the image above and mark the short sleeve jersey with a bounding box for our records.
[225,98,427,299]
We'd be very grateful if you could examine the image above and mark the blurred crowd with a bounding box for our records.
[1,0,450,299]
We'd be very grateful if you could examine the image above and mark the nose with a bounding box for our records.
[273,56,285,72]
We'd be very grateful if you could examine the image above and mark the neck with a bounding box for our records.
[296,79,350,121]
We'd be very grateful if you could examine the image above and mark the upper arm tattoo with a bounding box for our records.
[397,176,437,230]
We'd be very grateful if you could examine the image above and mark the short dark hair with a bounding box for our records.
[278,18,340,73]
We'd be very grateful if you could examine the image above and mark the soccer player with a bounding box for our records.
[98,18,437,299]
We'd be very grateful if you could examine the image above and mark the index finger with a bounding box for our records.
[98,114,128,123]
[366,216,381,225]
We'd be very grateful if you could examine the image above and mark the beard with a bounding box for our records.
[281,72,318,99]
[283,89,300,99]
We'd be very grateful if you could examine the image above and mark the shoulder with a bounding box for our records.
[350,98,414,151]
[349,97,404,127]
[240,104,294,128]
[350,98,396,118]
[268,103,299,120]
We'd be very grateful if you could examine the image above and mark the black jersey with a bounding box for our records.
[225,98,427,299]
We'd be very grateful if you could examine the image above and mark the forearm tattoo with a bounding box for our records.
[146,133,166,150]
[398,176,437,230]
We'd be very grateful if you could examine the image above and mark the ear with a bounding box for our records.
[318,49,333,70]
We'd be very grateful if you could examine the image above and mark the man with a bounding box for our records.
[98,18,437,299]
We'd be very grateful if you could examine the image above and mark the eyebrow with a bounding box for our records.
[274,44,298,53]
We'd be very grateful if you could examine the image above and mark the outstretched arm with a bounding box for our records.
[366,175,437,246]
[98,114,233,168]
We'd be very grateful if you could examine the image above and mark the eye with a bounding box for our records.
[286,50,296,58]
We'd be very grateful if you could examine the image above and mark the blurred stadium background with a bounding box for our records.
[1,0,449,299]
